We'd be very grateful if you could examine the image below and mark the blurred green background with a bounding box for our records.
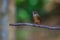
[16,0,47,23]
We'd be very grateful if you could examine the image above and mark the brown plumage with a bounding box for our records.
[33,11,41,24]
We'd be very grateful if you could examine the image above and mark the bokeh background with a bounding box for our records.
[0,0,60,40]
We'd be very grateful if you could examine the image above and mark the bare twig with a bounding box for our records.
[10,23,60,30]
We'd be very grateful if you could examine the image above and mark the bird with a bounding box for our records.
[32,11,41,24]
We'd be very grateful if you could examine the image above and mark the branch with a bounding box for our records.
[10,23,60,30]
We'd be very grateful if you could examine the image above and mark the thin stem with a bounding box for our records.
[10,23,60,30]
